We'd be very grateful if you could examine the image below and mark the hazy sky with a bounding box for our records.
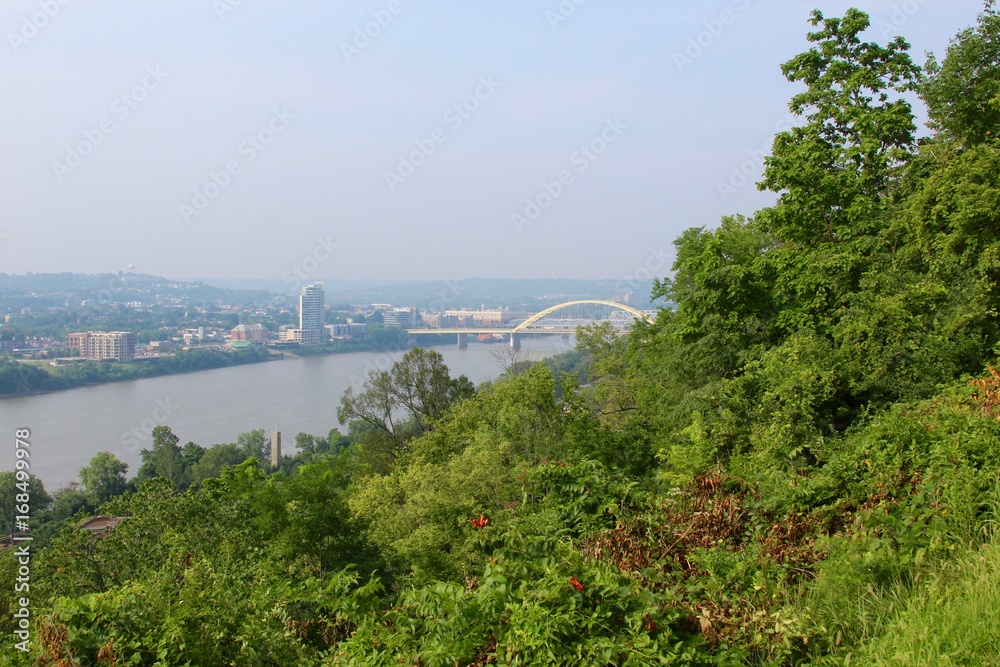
[0,0,985,283]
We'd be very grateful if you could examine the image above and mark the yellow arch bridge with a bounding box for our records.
[406,300,653,349]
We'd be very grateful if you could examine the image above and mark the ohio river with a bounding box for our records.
[0,338,573,490]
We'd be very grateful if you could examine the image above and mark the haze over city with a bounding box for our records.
[7,1,1000,662]
[1,0,981,283]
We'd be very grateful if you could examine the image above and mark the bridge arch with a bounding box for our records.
[511,300,652,333]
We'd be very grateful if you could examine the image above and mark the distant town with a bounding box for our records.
[0,273,655,365]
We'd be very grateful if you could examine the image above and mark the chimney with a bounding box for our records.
[270,431,281,469]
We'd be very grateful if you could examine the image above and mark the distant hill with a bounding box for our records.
[0,272,274,311]
[189,276,658,310]
[0,273,659,312]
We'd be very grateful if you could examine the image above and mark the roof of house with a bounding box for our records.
[80,516,127,533]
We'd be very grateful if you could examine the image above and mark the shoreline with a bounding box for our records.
[0,350,280,400]
[0,337,463,399]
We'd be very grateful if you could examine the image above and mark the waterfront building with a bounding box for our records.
[382,307,417,328]
[326,323,367,338]
[67,331,136,362]
[299,283,325,344]
[279,328,303,343]
[230,323,268,342]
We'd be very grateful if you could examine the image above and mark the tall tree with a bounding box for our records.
[236,429,270,469]
[752,9,921,337]
[136,426,186,492]
[759,8,920,246]
[79,451,128,507]
[922,2,1000,146]
[389,347,464,433]
[0,471,51,540]
[187,443,245,487]
[338,347,472,457]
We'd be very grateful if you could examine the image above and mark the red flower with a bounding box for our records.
[471,514,489,529]
[569,577,584,592]
[556,461,565,467]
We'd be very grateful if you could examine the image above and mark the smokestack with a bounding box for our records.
[270,431,281,469]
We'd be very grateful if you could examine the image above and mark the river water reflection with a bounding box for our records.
[0,337,574,489]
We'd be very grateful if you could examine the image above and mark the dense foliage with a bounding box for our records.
[4,7,1000,665]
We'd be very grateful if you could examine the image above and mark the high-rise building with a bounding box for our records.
[68,332,136,362]
[299,282,325,344]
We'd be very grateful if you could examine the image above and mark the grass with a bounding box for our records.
[840,535,1000,666]
[801,480,1000,667]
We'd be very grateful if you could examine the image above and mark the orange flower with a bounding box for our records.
[569,577,584,591]
[471,514,489,529]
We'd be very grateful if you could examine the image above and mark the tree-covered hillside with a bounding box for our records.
[4,6,1000,665]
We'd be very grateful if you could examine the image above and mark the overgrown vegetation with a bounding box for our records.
[4,6,1000,664]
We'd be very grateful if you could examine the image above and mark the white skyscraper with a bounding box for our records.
[299,282,325,344]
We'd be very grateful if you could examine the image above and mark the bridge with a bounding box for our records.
[407,300,653,349]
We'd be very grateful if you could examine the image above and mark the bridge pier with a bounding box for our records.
[509,333,521,350]
[457,333,468,349]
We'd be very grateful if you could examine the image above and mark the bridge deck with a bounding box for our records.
[407,328,579,335]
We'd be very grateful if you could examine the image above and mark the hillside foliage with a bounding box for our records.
[5,7,1000,665]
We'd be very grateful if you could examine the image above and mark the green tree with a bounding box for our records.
[136,426,186,491]
[188,443,245,486]
[337,347,470,457]
[652,216,776,380]
[78,451,128,507]
[181,441,205,470]
[755,8,921,339]
[389,347,462,433]
[0,471,51,540]
[448,373,476,403]
[759,8,920,246]
[236,428,270,469]
[295,432,317,456]
[922,3,1000,146]
[45,482,89,522]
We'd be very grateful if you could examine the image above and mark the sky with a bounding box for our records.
[0,0,986,284]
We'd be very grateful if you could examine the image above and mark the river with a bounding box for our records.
[0,337,574,490]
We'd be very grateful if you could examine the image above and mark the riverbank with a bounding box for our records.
[0,337,576,488]
[0,338,457,399]
[0,347,279,398]
[0,330,546,399]
[0,326,419,397]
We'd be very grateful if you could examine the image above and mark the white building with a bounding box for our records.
[382,307,417,328]
[299,283,326,344]
[67,331,136,362]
